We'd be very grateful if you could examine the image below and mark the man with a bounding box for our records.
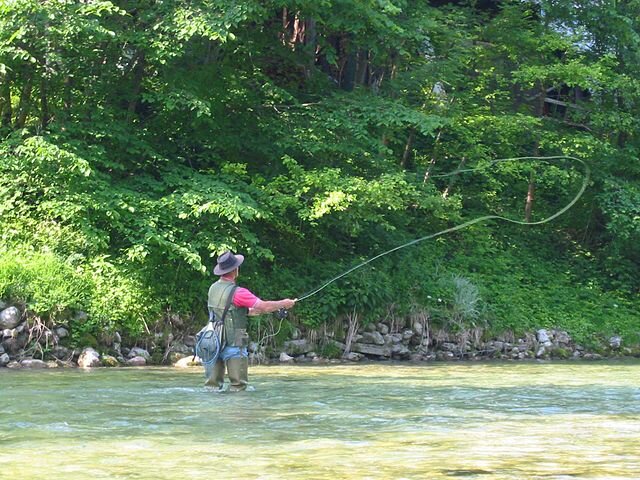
[206,250,296,391]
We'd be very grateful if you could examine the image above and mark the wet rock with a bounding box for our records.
[0,353,9,366]
[101,355,119,367]
[20,359,47,369]
[609,336,622,349]
[174,356,200,368]
[352,343,391,357]
[0,307,21,329]
[344,352,363,362]
[409,353,424,362]
[78,348,101,368]
[283,339,312,355]
[126,356,147,367]
[361,331,384,346]
[391,343,410,359]
[128,347,151,361]
[583,353,603,360]
[279,352,294,362]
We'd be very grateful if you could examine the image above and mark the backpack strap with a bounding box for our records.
[219,284,238,325]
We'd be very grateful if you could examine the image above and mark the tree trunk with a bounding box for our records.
[423,130,442,184]
[524,169,536,223]
[400,130,415,169]
[15,74,33,129]
[1,72,12,128]
[443,156,466,198]
[127,52,145,118]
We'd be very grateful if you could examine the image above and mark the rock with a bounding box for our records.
[536,329,550,344]
[183,335,197,348]
[365,323,377,333]
[583,353,603,360]
[344,352,363,362]
[283,339,312,355]
[441,342,458,352]
[249,342,260,353]
[402,330,414,342]
[169,352,188,363]
[360,331,385,346]
[536,346,547,358]
[294,355,311,363]
[127,347,151,361]
[2,329,12,339]
[279,352,294,362]
[377,323,389,335]
[20,359,47,369]
[391,344,411,359]
[572,350,581,358]
[78,348,101,368]
[54,327,69,339]
[384,334,402,345]
[0,353,9,366]
[101,355,119,367]
[352,343,391,357]
[0,299,6,309]
[73,311,88,322]
[0,344,4,355]
[609,336,622,349]
[126,356,147,366]
[409,353,424,362]
[555,331,571,345]
[412,322,424,336]
[7,360,20,368]
[174,356,199,368]
[0,307,21,329]
[49,346,71,359]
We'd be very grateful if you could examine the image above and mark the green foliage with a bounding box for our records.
[0,0,637,348]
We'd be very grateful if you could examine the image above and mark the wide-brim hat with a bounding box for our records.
[214,250,245,275]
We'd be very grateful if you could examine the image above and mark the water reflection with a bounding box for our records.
[1,362,639,479]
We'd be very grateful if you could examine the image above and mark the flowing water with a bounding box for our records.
[1,361,639,479]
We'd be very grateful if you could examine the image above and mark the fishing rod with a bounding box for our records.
[294,155,590,303]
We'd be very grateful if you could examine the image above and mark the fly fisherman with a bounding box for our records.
[205,250,296,391]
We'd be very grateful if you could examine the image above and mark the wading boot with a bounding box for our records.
[227,356,248,392]
[204,360,225,390]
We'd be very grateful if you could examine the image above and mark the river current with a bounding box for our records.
[1,361,639,479]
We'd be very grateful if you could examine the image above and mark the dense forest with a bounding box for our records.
[0,0,638,352]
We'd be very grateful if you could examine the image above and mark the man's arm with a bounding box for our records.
[249,298,296,316]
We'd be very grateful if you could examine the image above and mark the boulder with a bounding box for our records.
[352,343,391,357]
[0,353,9,367]
[391,343,411,359]
[609,336,622,349]
[384,333,402,345]
[360,331,384,346]
[174,356,200,368]
[101,355,119,367]
[127,347,151,361]
[283,339,312,355]
[49,346,71,360]
[555,331,571,345]
[126,356,147,367]
[377,323,389,335]
[412,322,424,336]
[0,299,6,309]
[20,359,47,369]
[344,352,363,362]
[55,327,69,339]
[279,352,294,362]
[365,323,377,333]
[535,345,547,358]
[536,329,550,344]
[78,348,101,368]
[0,307,21,329]
[402,330,414,342]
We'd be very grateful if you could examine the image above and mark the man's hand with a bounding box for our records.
[282,298,297,309]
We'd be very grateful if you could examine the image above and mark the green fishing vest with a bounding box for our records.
[207,280,249,348]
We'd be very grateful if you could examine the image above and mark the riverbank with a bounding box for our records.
[2,300,639,370]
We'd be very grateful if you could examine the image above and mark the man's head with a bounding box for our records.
[214,250,244,278]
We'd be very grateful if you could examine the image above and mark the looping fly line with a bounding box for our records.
[296,156,589,302]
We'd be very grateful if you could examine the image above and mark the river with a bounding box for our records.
[1,361,639,479]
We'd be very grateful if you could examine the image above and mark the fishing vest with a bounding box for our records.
[207,280,249,348]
